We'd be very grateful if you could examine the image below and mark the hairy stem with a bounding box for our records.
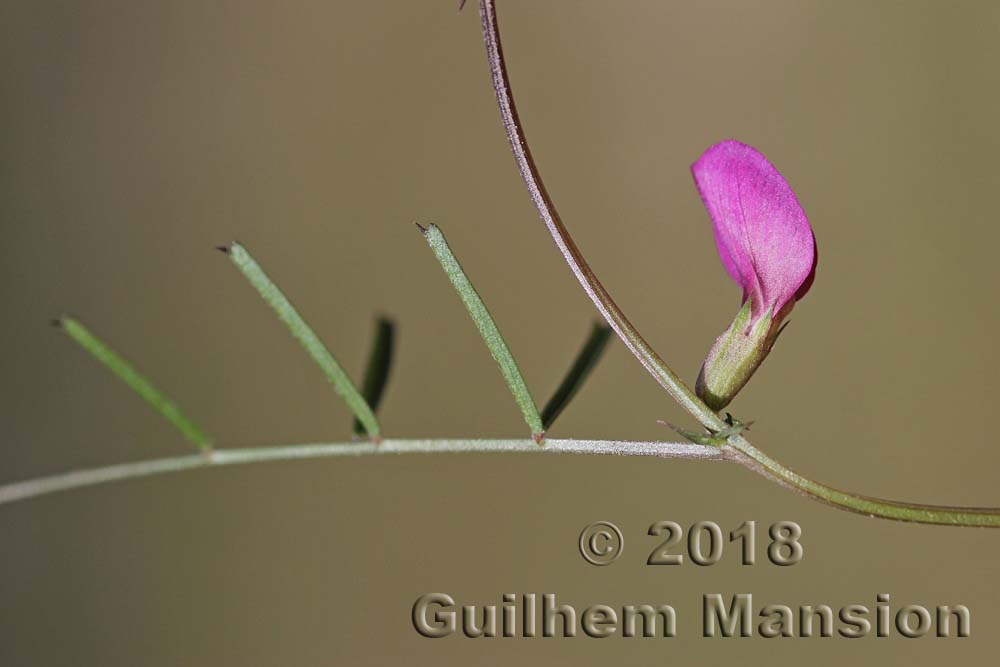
[725,439,1000,527]
[4,441,998,527]
[0,439,722,506]
[477,0,722,432]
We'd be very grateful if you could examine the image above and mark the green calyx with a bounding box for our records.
[696,301,783,412]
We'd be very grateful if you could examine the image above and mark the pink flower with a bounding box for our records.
[691,140,817,411]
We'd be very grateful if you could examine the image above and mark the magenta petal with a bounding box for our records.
[691,140,816,318]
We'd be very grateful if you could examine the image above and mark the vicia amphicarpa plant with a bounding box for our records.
[3,0,998,529]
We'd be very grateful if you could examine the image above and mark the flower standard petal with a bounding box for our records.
[691,140,815,320]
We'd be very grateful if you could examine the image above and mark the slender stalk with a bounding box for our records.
[419,223,545,440]
[4,439,998,526]
[353,318,395,436]
[221,242,381,440]
[55,317,212,451]
[0,439,723,506]
[475,0,1000,527]
[540,322,612,429]
[725,439,1000,527]
[477,0,723,433]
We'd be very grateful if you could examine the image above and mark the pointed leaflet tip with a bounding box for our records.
[656,419,682,435]
[215,244,231,254]
[414,222,428,235]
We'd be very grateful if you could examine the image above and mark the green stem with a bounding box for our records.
[727,438,1000,527]
[222,242,381,440]
[5,437,998,526]
[476,0,722,433]
[419,223,545,440]
[56,317,212,451]
[0,438,723,505]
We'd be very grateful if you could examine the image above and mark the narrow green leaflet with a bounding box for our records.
[57,317,212,451]
[419,223,544,441]
[353,317,395,436]
[222,242,381,439]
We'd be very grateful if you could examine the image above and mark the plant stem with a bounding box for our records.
[4,440,999,526]
[725,439,1000,527]
[476,0,723,432]
[0,439,723,506]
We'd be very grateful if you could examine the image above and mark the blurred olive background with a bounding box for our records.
[2,0,999,664]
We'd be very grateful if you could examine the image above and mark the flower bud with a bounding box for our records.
[690,140,817,411]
